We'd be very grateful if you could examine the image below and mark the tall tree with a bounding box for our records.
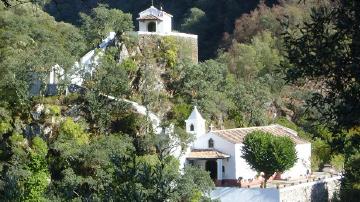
[0,4,86,113]
[283,1,360,200]
[80,5,133,47]
[242,131,297,188]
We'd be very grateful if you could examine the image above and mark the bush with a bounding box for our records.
[46,105,61,117]
[0,107,12,137]
[330,154,345,172]
[121,58,137,74]
[242,131,297,187]
[275,117,312,140]
[58,118,89,145]
[160,37,179,68]
[341,152,360,201]
[176,166,214,201]
[312,138,331,171]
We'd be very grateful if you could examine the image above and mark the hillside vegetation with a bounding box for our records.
[1,0,359,201]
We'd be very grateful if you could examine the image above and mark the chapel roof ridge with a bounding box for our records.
[209,124,308,144]
[211,124,283,132]
[139,5,173,17]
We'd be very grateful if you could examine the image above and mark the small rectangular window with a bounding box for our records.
[208,138,214,148]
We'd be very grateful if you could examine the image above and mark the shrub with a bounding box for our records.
[242,131,297,187]
[312,138,331,170]
[330,154,345,171]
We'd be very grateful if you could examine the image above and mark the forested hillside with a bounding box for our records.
[43,0,279,60]
[0,0,359,201]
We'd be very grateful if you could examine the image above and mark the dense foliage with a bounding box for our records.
[40,0,279,60]
[0,3,214,201]
[1,0,359,200]
[283,0,360,200]
[242,131,297,187]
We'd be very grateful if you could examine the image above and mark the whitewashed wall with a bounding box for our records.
[235,144,258,180]
[191,133,311,181]
[158,15,172,33]
[193,133,236,179]
[139,21,151,32]
[139,18,172,33]
[282,143,311,179]
[235,143,311,180]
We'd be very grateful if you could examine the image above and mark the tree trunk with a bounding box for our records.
[263,174,272,188]
[263,178,267,188]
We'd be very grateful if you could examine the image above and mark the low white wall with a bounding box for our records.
[211,176,341,202]
[211,187,279,202]
[137,31,198,39]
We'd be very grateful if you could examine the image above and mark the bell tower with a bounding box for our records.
[185,106,206,138]
[137,5,173,33]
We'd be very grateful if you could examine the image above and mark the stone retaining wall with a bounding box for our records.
[211,176,341,201]
[137,31,198,63]
[279,176,341,202]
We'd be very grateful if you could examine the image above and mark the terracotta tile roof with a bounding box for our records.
[137,14,163,21]
[211,124,309,144]
[187,149,230,159]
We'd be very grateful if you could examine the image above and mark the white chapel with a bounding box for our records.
[137,5,173,33]
[136,5,199,63]
[183,107,312,186]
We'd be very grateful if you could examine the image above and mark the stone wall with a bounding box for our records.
[137,31,198,63]
[279,176,341,202]
[210,176,342,201]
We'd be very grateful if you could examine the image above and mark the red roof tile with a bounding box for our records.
[137,14,162,21]
[211,124,308,144]
[187,149,230,159]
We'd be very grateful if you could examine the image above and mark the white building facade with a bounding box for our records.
[184,107,311,186]
[137,6,173,33]
[136,6,199,63]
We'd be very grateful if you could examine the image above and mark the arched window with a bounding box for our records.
[208,138,214,148]
[190,124,194,131]
[147,22,156,32]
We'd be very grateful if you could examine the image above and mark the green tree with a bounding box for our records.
[181,7,208,35]
[180,60,234,124]
[221,31,282,80]
[81,47,130,134]
[80,5,133,47]
[49,134,134,201]
[242,131,297,187]
[0,4,86,113]
[282,1,360,199]
[230,79,272,127]
[0,107,12,139]
[283,2,360,129]
[311,138,331,171]
[0,135,50,201]
[176,166,214,201]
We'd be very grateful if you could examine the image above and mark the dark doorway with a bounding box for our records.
[205,160,217,180]
[147,22,156,32]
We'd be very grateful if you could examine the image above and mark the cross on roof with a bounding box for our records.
[209,124,215,131]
